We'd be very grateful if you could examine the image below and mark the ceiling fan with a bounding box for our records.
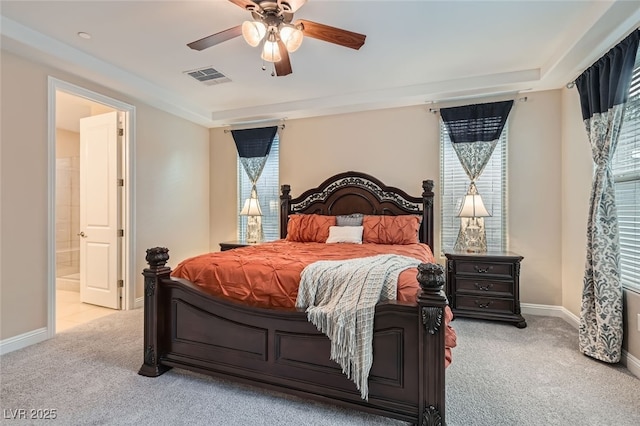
[187,0,366,76]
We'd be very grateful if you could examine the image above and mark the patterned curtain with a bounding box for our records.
[575,29,640,363]
[441,100,513,250]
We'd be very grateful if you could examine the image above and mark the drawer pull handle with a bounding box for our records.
[474,300,493,309]
[474,282,493,291]
[474,265,493,273]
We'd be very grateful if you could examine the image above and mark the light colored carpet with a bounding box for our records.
[1,309,639,425]
[445,315,640,425]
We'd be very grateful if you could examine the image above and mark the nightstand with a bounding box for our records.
[219,240,262,251]
[445,250,526,328]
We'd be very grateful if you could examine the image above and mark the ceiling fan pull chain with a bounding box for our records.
[261,37,267,71]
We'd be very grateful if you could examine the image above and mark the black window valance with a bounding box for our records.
[575,29,640,120]
[440,100,513,143]
[231,125,278,187]
[231,126,277,158]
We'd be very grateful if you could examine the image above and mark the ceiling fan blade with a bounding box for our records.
[280,0,307,13]
[228,0,259,11]
[275,40,293,76]
[187,25,243,51]
[296,19,366,50]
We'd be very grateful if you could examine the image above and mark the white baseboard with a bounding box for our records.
[520,302,580,327]
[521,302,639,379]
[134,297,144,309]
[621,350,640,378]
[0,327,49,355]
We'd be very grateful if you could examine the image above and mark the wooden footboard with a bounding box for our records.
[139,247,448,425]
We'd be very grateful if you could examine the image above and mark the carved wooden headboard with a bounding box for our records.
[279,171,435,249]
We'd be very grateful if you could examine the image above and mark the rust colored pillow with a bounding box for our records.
[362,215,421,245]
[286,214,337,243]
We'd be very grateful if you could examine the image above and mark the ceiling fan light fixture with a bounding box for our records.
[188,0,366,76]
[242,20,267,47]
[279,25,303,52]
[261,39,282,62]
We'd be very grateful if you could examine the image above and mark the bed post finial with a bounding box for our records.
[145,247,169,270]
[417,263,444,292]
[422,179,434,195]
[416,262,447,425]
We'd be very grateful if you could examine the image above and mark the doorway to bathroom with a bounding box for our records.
[48,78,136,335]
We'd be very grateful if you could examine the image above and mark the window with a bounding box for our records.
[612,51,640,290]
[237,135,280,241]
[440,122,507,254]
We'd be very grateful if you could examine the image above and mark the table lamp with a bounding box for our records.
[240,195,263,243]
[457,182,491,252]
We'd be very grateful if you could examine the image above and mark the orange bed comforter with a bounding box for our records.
[172,240,457,364]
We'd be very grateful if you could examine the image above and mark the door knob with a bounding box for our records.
[77,231,87,238]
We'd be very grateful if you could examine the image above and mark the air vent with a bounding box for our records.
[184,67,231,86]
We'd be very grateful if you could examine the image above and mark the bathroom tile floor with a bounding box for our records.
[56,290,118,333]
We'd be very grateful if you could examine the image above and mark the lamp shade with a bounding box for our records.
[261,39,282,62]
[242,21,267,47]
[457,193,491,218]
[240,197,263,216]
[279,25,303,52]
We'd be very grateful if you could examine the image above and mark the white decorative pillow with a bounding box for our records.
[325,226,363,244]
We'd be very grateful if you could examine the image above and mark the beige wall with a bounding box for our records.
[210,92,564,310]
[560,88,592,316]
[56,128,79,158]
[0,50,210,340]
[509,91,563,305]
[1,51,49,337]
[133,105,210,298]
[560,87,640,358]
[210,128,239,248]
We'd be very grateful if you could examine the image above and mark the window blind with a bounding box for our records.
[238,135,280,240]
[440,121,507,254]
[612,51,640,291]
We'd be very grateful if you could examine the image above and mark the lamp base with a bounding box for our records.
[454,217,487,253]
[245,216,263,243]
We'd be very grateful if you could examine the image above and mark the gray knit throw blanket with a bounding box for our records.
[296,254,420,400]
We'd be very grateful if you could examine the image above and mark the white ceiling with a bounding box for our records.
[2,0,640,128]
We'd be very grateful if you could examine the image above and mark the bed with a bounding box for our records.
[139,171,453,425]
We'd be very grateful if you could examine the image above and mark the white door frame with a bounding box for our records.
[47,77,136,337]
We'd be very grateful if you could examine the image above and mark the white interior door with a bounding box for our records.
[79,111,121,309]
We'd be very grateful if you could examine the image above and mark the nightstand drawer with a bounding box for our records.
[455,278,513,296]
[455,295,514,314]
[455,261,514,278]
